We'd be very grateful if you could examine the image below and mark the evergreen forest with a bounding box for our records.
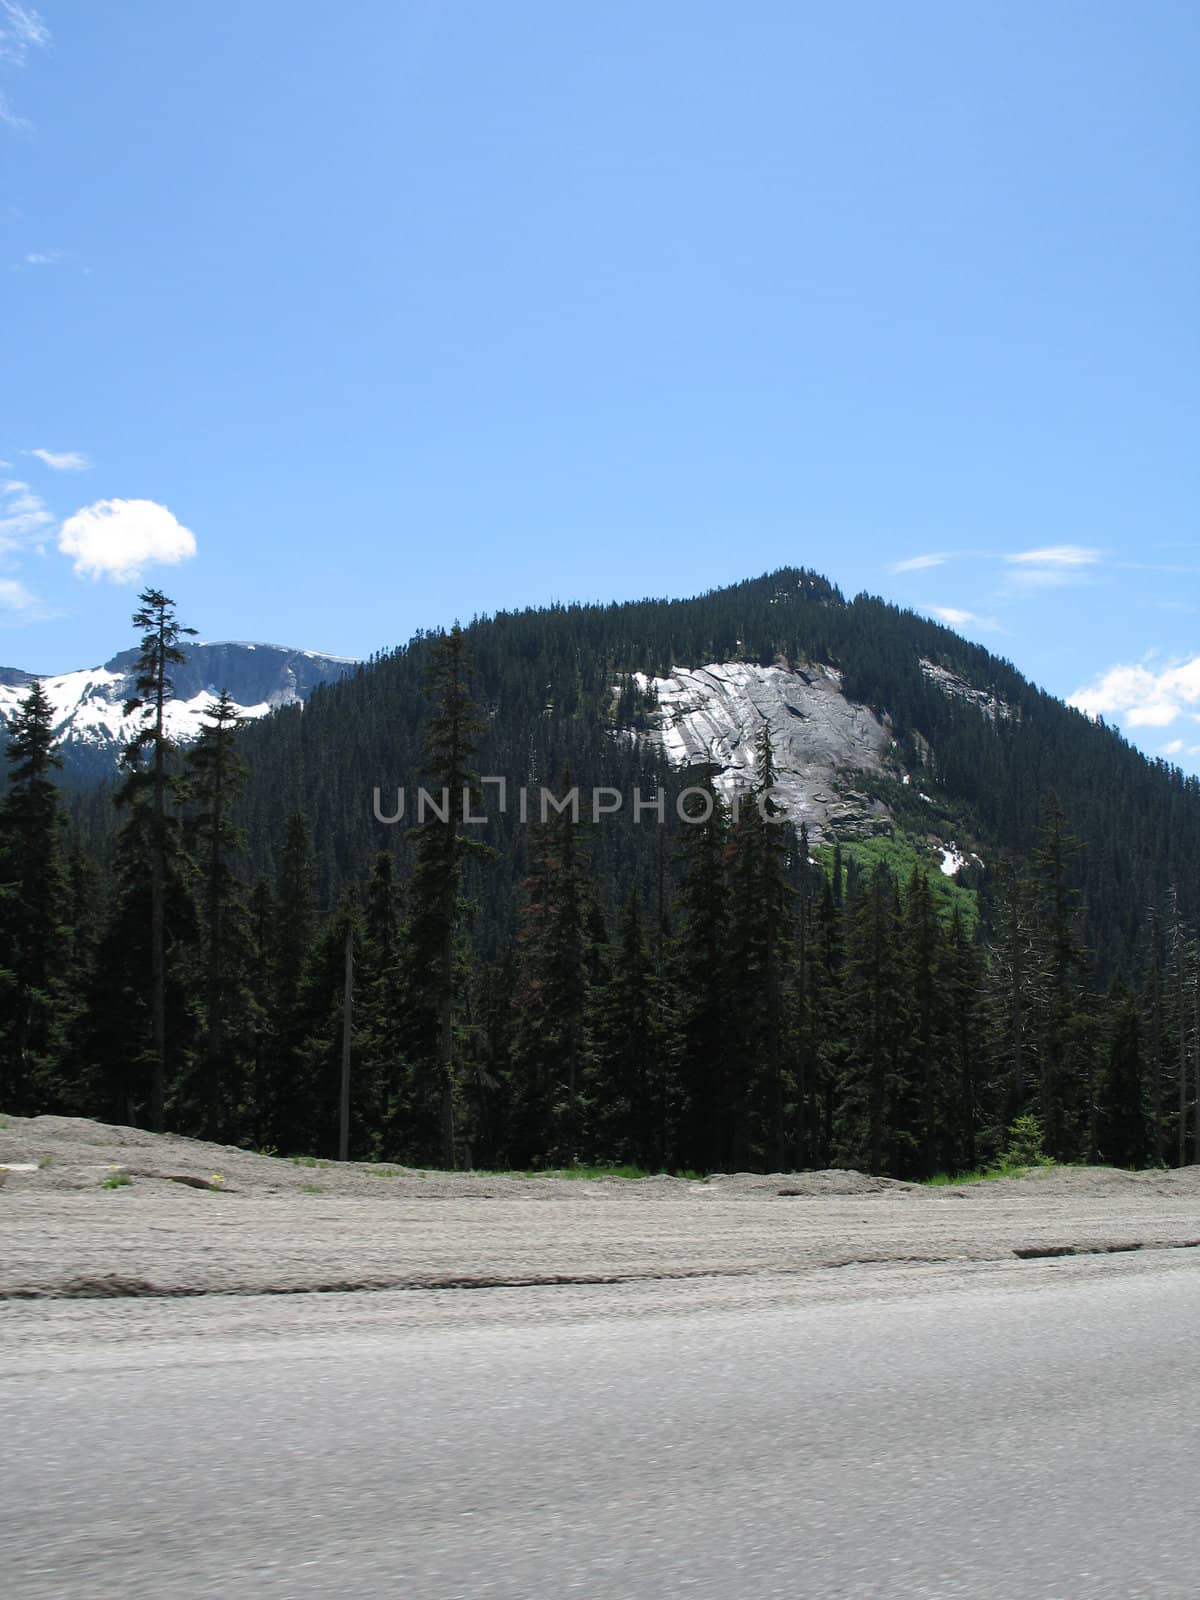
[3,569,1199,1179]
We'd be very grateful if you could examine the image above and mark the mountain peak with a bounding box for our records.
[0,639,358,780]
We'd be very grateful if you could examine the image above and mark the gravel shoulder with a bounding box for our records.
[3,1113,1200,1303]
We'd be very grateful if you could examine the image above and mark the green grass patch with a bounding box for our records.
[924,1161,1044,1187]
[818,828,978,929]
[100,1171,131,1190]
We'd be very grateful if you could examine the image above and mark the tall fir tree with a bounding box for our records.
[1031,793,1089,1159]
[842,862,907,1175]
[186,689,253,1139]
[403,624,489,1166]
[1098,979,1146,1168]
[725,725,795,1168]
[591,886,670,1169]
[357,850,405,1156]
[0,681,73,1113]
[264,812,317,1152]
[119,589,197,1130]
[508,799,593,1166]
[672,769,731,1172]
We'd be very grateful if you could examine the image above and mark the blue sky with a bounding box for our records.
[3,2,1198,767]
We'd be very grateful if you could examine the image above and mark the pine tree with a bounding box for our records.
[293,891,362,1158]
[91,776,197,1129]
[1031,794,1089,1159]
[591,887,670,1168]
[842,862,907,1175]
[1144,905,1168,1166]
[1098,979,1146,1168]
[672,770,731,1172]
[1167,887,1191,1167]
[0,681,73,1112]
[725,725,795,1168]
[265,813,317,1151]
[245,877,277,1145]
[403,625,489,1166]
[186,689,252,1139]
[809,871,848,1169]
[509,798,593,1166]
[357,851,405,1156]
[987,860,1040,1132]
[119,589,197,1130]
[944,905,983,1172]
[901,865,947,1177]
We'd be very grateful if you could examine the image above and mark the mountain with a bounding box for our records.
[0,642,359,780]
[12,566,1200,1176]
[222,567,1197,974]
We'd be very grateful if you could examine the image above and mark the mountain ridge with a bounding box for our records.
[0,640,359,781]
[216,566,1197,975]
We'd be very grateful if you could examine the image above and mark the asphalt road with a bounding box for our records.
[4,1256,1200,1599]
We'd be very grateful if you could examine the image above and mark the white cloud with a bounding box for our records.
[0,2,48,132]
[0,477,53,547]
[1007,545,1100,567]
[889,552,950,573]
[0,2,47,66]
[12,248,62,268]
[28,446,90,471]
[1001,546,1102,592]
[1070,657,1200,731]
[926,604,1002,634]
[0,575,40,613]
[0,91,27,130]
[58,497,198,583]
[1163,739,1184,756]
[928,605,973,626]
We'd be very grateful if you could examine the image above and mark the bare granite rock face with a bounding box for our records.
[919,658,1013,721]
[635,661,894,840]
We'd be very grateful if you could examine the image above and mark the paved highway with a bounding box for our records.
[4,1255,1200,1598]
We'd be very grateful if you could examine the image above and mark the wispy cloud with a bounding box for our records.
[28,446,90,471]
[11,247,62,268]
[0,1,47,66]
[0,477,54,547]
[925,604,1003,634]
[0,92,27,130]
[889,552,951,573]
[0,574,47,618]
[887,544,1105,590]
[1001,545,1102,591]
[58,498,198,583]
[1070,656,1200,730]
[1006,545,1101,568]
[0,2,48,132]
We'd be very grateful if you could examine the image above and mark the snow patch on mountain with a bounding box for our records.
[0,641,358,777]
[938,843,984,877]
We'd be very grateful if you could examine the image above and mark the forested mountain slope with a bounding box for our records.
[225,568,1199,973]
[7,568,1199,1179]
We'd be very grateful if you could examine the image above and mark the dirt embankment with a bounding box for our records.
[3,1113,1199,1300]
